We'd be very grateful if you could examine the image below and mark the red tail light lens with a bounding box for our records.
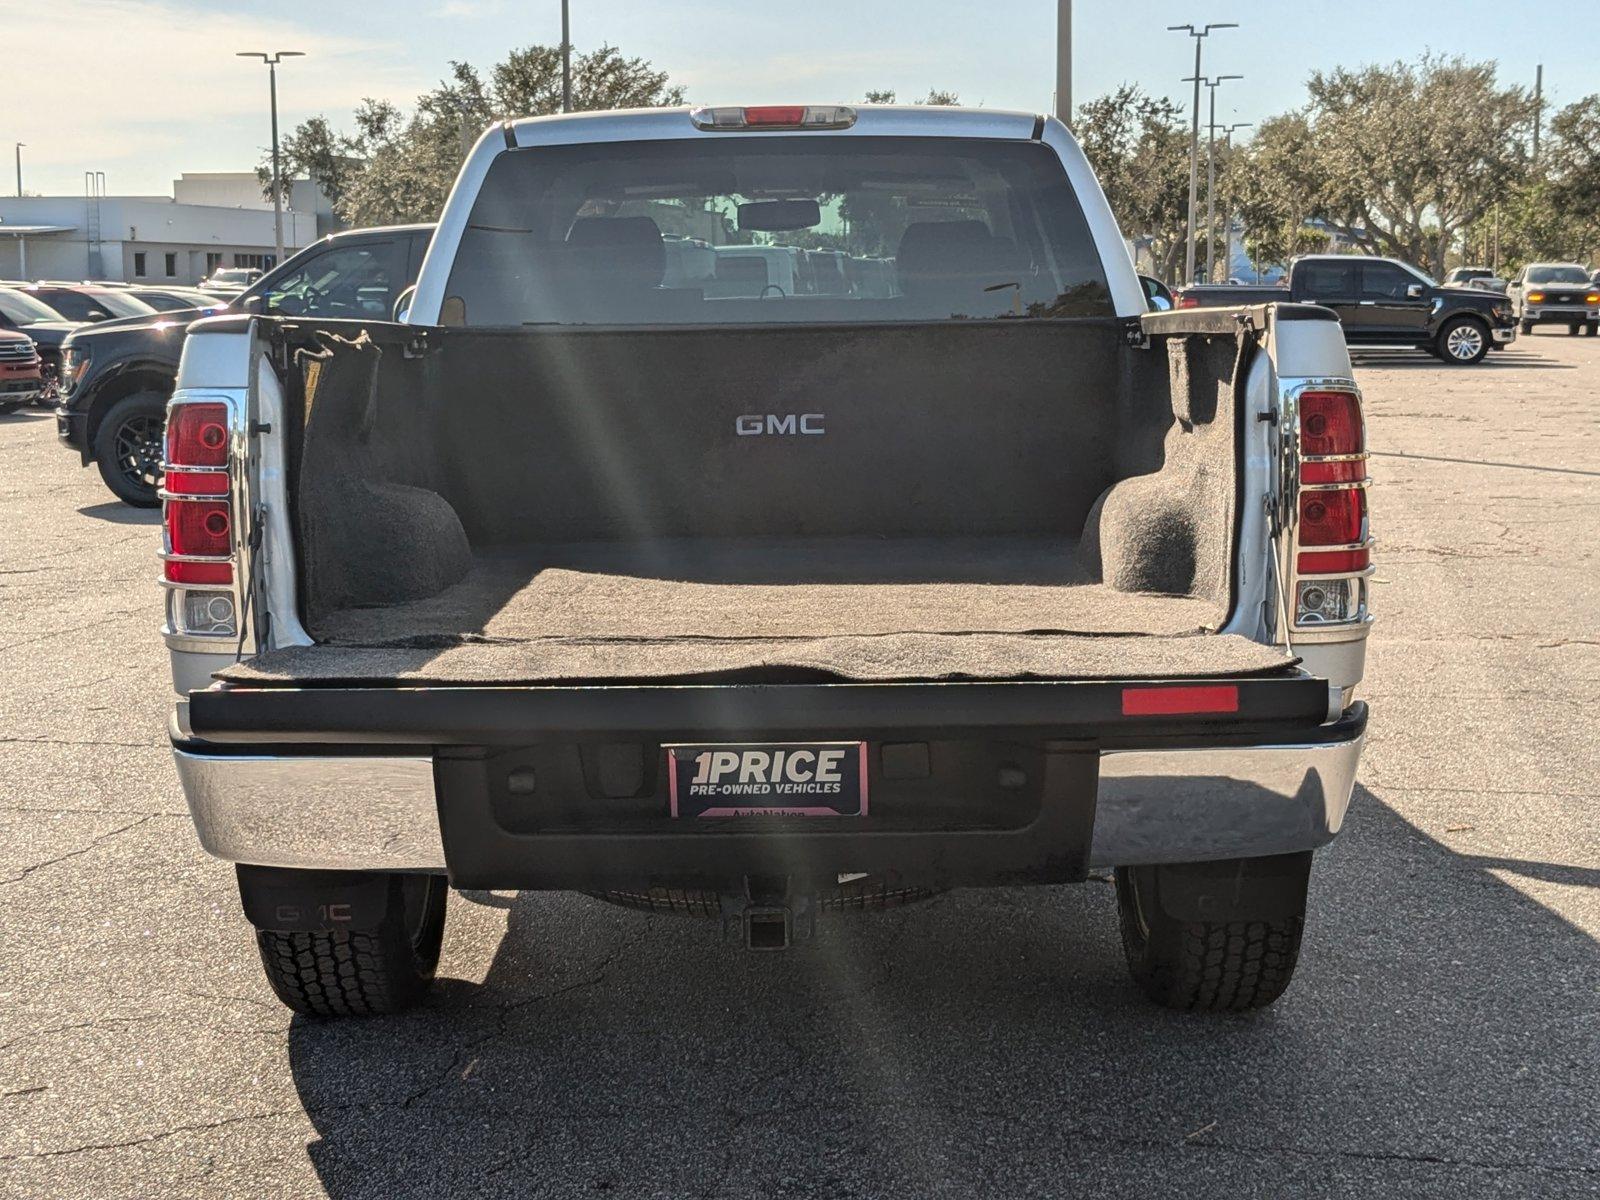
[743,105,807,127]
[167,500,231,557]
[1301,459,1367,484]
[165,560,234,585]
[1299,488,1364,546]
[1177,295,1199,309]
[690,105,857,131]
[164,469,228,496]
[166,402,229,467]
[1299,391,1362,457]
[1298,548,1370,575]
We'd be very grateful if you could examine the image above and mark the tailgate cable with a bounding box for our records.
[234,503,266,662]
[1265,492,1295,657]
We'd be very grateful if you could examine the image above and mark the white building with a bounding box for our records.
[0,171,320,284]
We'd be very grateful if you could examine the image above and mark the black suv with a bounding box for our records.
[58,224,434,505]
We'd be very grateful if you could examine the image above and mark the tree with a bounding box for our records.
[1444,93,1600,272]
[254,116,358,210]
[1074,86,1191,280]
[1225,56,1535,277]
[492,44,683,117]
[267,43,684,228]
[861,89,960,105]
[1227,113,1333,271]
[1542,94,1600,260]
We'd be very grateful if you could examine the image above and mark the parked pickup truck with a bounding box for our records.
[0,329,43,412]
[165,105,1372,1017]
[57,224,434,506]
[1506,262,1600,336]
[1178,254,1516,363]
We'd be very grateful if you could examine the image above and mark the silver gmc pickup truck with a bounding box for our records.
[162,104,1372,1017]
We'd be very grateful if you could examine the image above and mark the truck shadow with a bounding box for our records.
[282,785,1599,1196]
[76,501,161,525]
[1349,348,1574,371]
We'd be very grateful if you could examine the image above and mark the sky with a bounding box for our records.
[4,0,1597,198]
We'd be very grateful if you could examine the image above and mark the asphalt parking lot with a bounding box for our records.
[2,331,1597,1199]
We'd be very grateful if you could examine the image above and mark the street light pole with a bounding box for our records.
[1168,23,1237,284]
[1532,64,1543,163]
[237,50,305,266]
[14,143,23,197]
[1198,75,1242,282]
[1215,121,1252,281]
[1054,0,1072,124]
[561,0,572,113]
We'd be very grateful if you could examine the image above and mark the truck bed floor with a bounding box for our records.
[219,538,1293,686]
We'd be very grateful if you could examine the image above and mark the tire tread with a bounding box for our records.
[251,877,445,1017]
[1116,867,1305,1012]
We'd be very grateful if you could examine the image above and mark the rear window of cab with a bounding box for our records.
[443,136,1113,326]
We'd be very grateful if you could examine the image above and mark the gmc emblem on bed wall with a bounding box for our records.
[736,413,825,436]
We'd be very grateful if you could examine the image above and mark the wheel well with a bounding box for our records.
[86,370,174,444]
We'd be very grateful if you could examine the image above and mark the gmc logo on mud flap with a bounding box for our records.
[736,413,825,436]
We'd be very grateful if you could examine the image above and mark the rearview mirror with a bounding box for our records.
[1406,283,1425,299]
[737,199,821,232]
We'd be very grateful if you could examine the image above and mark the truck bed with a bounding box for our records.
[219,536,1290,686]
[227,317,1276,688]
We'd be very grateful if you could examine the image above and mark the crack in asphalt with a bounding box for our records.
[0,814,156,886]
[0,608,145,656]
[16,1102,1591,1180]
[382,921,655,1114]
[1369,450,1600,477]
[0,805,186,818]
[0,736,163,750]
[0,1011,285,1057]
[0,1110,308,1162]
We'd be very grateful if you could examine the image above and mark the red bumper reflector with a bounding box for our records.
[1300,459,1367,485]
[164,469,228,496]
[1122,685,1240,716]
[164,559,233,585]
[1298,548,1370,574]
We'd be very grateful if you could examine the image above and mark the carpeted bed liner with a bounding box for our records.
[218,539,1296,686]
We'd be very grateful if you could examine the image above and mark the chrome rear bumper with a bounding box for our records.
[173,715,1366,873]
[1089,728,1363,867]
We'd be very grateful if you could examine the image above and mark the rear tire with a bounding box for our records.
[1570,323,1582,337]
[1519,319,1533,335]
[1436,316,1490,364]
[1115,855,1309,1012]
[253,874,447,1017]
[92,391,167,506]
